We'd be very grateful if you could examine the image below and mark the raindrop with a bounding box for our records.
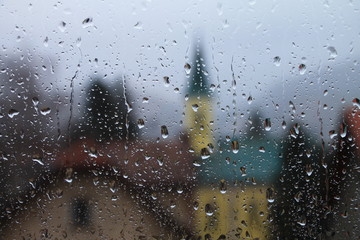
[43,36,49,47]
[161,125,168,138]
[193,201,199,210]
[306,164,313,176]
[184,63,191,74]
[273,56,281,66]
[64,168,73,183]
[59,21,66,32]
[205,204,214,216]
[8,109,19,118]
[207,143,214,153]
[82,17,93,28]
[259,146,265,153]
[266,188,275,203]
[32,154,44,166]
[32,97,39,106]
[247,96,253,104]
[264,118,271,131]
[329,130,337,139]
[40,107,51,116]
[157,156,164,166]
[327,46,337,59]
[163,76,170,87]
[219,179,227,194]
[240,166,247,176]
[201,148,211,159]
[352,98,360,108]
[134,21,142,29]
[231,140,239,154]
[137,118,145,129]
[340,122,347,138]
[192,104,199,112]
[282,120,286,129]
[299,64,306,75]
[294,191,302,202]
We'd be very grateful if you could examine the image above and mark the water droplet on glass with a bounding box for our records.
[192,104,199,112]
[327,46,337,59]
[8,109,19,118]
[240,166,247,176]
[43,36,49,47]
[59,21,66,32]
[157,156,164,166]
[273,56,281,66]
[264,118,271,131]
[40,107,51,116]
[329,130,337,139]
[340,122,347,138]
[207,143,214,153]
[259,146,265,153]
[247,96,253,104]
[82,17,93,28]
[32,154,44,166]
[266,188,275,203]
[219,180,227,194]
[32,97,39,106]
[282,120,286,129]
[134,21,142,29]
[306,164,313,176]
[137,118,145,129]
[231,140,239,154]
[184,63,191,74]
[294,191,302,202]
[201,148,210,159]
[193,201,199,210]
[299,64,306,75]
[161,125,168,138]
[64,168,73,183]
[205,204,214,216]
[352,98,360,108]
[163,76,170,87]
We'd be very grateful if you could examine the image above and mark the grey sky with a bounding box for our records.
[1,0,360,143]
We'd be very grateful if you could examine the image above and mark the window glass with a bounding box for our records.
[0,0,360,239]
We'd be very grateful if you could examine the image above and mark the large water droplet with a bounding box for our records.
[163,76,170,87]
[273,56,281,66]
[266,188,275,203]
[219,179,227,194]
[231,140,239,154]
[161,125,168,138]
[264,118,271,131]
[82,17,93,28]
[32,154,44,166]
[184,63,191,74]
[40,107,51,116]
[8,109,19,118]
[192,104,199,112]
[137,118,145,129]
[59,21,66,32]
[352,98,360,108]
[299,64,306,75]
[205,204,214,216]
[201,148,210,159]
[327,46,337,59]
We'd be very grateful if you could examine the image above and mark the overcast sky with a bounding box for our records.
[1,0,360,143]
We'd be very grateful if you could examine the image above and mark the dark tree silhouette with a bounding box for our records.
[274,123,325,239]
[72,77,137,142]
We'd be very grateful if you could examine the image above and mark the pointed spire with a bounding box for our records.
[187,44,210,97]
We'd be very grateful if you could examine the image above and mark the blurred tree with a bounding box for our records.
[274,123,325,239]
[71,77,137,142]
